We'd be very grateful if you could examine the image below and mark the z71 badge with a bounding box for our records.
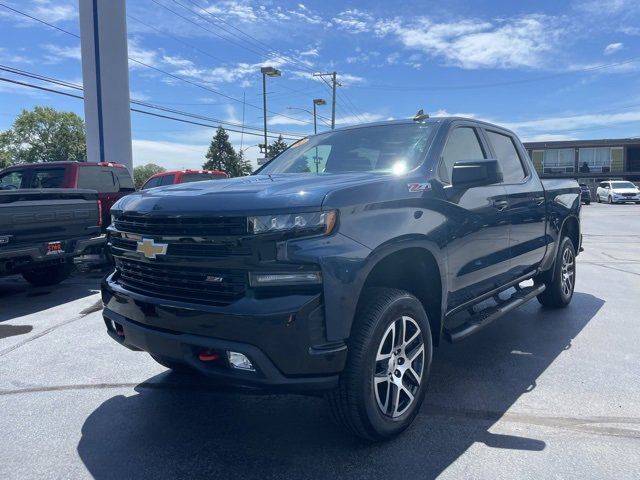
[407,182,431,193]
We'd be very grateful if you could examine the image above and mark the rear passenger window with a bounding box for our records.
[486,131,526,184]
[77,167,118,193]
[29,168,66,188]
[113,168,134,191]
[440,127,486,183]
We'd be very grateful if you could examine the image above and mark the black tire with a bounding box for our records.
[21,261,74,287]
[327,288,433,441]
[537,237,576,308]
[584,200,590,205]
[596,195,601,203]
[150,354,194,373]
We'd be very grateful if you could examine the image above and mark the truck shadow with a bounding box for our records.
[77,292,603,479]
[0,270,106,322]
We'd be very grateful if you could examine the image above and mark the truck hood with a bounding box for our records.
[113,173,380,215]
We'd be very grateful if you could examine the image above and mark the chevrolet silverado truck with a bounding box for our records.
[0,189,104,286]
[102,117,581,441]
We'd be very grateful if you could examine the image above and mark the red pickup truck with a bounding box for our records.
[141,169,228,189]
[0,161,134,230]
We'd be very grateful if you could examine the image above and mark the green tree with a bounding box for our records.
[0,131,14,169]
[268,135,288,158]
[1,106,86,163]
[203,127,251,177]
[133,163,166,189]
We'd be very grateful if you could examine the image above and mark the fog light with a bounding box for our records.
[227,351,255,371]
[249,271,322,287]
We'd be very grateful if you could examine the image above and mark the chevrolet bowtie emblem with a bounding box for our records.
[136,238,168,259]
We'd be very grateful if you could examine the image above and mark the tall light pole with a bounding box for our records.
[261,66,281,158]
[313,98,326,134]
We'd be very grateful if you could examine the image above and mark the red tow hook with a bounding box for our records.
[198,351,219,362]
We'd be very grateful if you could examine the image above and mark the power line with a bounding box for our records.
[0,71,304,140]
[0,2,314,126]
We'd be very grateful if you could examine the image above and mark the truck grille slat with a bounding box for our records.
[114,258,247,306]
[114,214,247,236]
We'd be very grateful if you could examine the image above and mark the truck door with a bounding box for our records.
[438,124,511,311]
[483,130,547,280]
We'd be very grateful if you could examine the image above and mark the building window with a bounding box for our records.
[578,147,612,173]
[542,148,575,174]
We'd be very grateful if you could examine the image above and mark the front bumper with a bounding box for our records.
[101,273,347,393]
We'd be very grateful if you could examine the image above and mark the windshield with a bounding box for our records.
[259,123,435,175]
[611,181,637,189]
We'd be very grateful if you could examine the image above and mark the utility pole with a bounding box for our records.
[313,72,340,129]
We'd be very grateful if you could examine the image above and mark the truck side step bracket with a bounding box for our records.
[444,283,546,343]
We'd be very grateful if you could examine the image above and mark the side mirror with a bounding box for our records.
[451,159,502,188]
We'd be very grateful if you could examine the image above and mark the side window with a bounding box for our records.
[0,171,24,189]
[159,174,175,186]
[142,176,162,189]
[439,127,486,184]
[113,168,135,191]
[486,131,526,184]
[28,168,66,188]
[77,167,118,193]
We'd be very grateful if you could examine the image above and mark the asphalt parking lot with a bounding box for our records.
[1,203,639,479]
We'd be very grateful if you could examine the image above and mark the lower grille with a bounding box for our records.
[115,258,246,306]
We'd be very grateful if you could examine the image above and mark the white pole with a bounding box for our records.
[79,0,133,173]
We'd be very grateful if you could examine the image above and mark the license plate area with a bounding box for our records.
[46,241,65,255]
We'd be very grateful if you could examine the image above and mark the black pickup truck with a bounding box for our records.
[102,117,581,440]
[0,189,104,286]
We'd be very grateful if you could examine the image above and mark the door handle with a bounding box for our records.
[492,199,508,211]
[532,196,545,206]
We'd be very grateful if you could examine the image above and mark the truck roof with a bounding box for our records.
[1,161,128,170]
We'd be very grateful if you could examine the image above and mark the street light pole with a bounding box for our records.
[312,98,326,134]
[260,66,281,158]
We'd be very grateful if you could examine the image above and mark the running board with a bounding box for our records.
[444,283,546,343]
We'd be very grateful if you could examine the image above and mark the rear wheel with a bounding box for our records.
[327,288,432,441]
[596,194,601,203]
[21,261,74,287]
[537,237,576,308]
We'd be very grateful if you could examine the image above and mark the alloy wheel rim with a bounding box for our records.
[560,246,575,298]
[373,315,424,418]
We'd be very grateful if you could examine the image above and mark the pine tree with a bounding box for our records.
[268,135,288,158]
[203,127,236,171]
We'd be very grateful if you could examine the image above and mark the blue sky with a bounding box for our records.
[1,0,640,170]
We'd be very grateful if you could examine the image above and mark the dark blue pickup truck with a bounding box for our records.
[102,117,581,440]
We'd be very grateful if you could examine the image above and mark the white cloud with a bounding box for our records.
[333,9,374,33]
[389,15,563,69]
[335,113,386,126]
[604,42,623,55]
[128,38,159,68]
[31,1,76,23]
[520,133,577,142]
[42,44,81,62]
[504,111,640,133]
[161,55,194,68]
[0,47,32,64]
[132,139,206,170]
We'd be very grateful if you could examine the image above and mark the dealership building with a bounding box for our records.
[523,138,640,190]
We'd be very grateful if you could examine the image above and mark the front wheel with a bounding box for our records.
[327,288,432,441]
[608,196,614,204]
[537,237,576,308]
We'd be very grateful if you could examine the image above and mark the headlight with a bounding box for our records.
[249,271,322,287]
[248,211,337,235]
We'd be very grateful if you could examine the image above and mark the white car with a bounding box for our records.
[596,181,640,204]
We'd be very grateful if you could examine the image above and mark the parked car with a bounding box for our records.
[0,189,103,285]
[579,183,591,205]
[141,169,228,190]
[595,180,640,204]
[102,117,581,441]
[0,161,135,230]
